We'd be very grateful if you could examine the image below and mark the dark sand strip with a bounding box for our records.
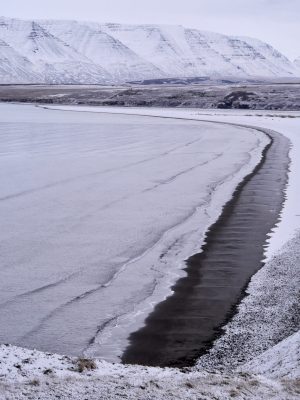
[122,126,290,368]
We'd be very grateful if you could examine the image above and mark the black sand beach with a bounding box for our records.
[122,125,290,368]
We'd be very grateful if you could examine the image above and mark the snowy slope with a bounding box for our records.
[0,336,299,399]
[0,17,112,84]
[0,16,298,84]
[101,23,298,78]
[41,20,165,82]
[243,330,300,379]
[0,39,41,83]
[236,36,298,77]
[0,341,298,400]
[100,23,205,78]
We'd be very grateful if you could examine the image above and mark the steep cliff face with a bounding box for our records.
[0,16,298,84]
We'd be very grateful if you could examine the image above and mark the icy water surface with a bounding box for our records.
[0,104,266,361]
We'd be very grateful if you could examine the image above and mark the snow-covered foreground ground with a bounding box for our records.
[0,104,299,399]
[0,330,299,400]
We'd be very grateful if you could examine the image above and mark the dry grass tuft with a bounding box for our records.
[28,379,40,386]
[76,358,97,373]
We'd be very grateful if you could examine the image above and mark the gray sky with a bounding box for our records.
[2,0,299,60]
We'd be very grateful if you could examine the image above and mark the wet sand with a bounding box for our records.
[122,126,290,368]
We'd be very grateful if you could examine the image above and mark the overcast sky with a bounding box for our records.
[1,0,299,60]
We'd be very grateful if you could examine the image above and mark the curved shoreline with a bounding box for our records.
[0,104,271,363]
[0,103,291,368]
[0,104,297,399]
[121,126,290,368]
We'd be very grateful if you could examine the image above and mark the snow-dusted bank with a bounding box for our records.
[0,330,299,399]
[0,104,299,398]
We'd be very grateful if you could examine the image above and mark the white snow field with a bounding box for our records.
[0,104,299,399]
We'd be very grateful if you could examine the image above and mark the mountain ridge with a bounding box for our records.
[0,16,298,84]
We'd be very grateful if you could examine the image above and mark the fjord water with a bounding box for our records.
[0,104,268,361]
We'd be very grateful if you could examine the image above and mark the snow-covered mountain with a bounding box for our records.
[0,16,298,84]
[41,20,164,82]
[0,17,112,84]
[101,24,297,79]
[0,38,41,83]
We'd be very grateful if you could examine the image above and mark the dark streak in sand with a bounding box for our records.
[121,125,290,368]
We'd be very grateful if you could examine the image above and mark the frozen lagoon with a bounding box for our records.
[0,103,268,361]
